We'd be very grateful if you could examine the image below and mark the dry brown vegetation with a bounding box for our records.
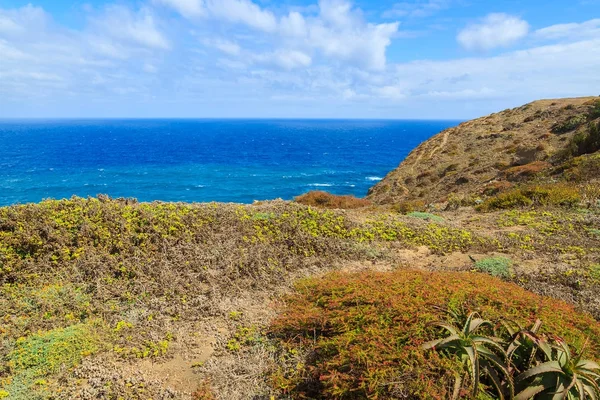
[294,190,371,209]
[368,96,600,205]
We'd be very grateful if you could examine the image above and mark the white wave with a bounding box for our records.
[307,183,333,187]
[366,176,383,181]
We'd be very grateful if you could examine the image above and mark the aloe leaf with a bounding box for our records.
[434,322,460,336]
[469,318,493,334]
[463,313,477,335]
[528,319,542,332]
[515,381,554,400]
[422,334,461,350]
[582,381,600,400]
[477,347,511,377]
[516,361,563,383]
[465,345,480,396]
[577,360,600,371]
[473,336,508,356]
[483,364,507,400]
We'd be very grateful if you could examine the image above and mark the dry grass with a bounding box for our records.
[294,190,371,209]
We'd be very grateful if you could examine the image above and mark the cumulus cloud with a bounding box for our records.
[457,13,529,51]
[278,0,399,70]
[160,0,398,70]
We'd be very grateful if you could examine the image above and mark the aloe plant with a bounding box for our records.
[423,312,513,399]
[515,337,600,399]
[426,313,600,400]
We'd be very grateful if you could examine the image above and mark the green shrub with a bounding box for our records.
[477,190,533,211]
[478,184,581,211]
[563,121,600,158]
[551,114,587,134]
[3,323,101,399]
[589,100,600,119]
[406,211,444,223]
[474,256,512,278]
[392,199,426,213]
[590,264,600,281]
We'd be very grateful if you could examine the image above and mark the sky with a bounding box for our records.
[0,0,599,119]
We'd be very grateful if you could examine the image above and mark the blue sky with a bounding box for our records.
[0,0,599,118]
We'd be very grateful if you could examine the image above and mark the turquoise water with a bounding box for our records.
[0,119,458,205]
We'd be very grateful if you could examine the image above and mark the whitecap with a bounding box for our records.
[307,183,333,187]
[366,176,383,181]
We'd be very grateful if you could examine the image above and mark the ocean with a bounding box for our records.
[0,119,458,206]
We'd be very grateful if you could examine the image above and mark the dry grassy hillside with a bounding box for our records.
[368,96,600,206]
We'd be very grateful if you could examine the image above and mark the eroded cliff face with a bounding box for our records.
[367,96,600,205]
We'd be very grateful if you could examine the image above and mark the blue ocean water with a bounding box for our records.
[0,119,458,206]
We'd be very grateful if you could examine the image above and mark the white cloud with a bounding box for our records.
[143,63,158,73]
[457,13,529,51]
[203,38,241,55]
[251,50,312,69]
[0,4,48,37]
[160,0,398,70]
[1,1,599,118]
[280,11,307,37]
[281,0,399,71]
[383,0,450,19]
[273,50,312,69]
[208,0,277,32]
[154,0,205,19]
[390,38,600,101]
[372,85,405,99]
[159,0,277,32]
[0,39,30,60]
[91,6,170,50]
[534,18,600,41]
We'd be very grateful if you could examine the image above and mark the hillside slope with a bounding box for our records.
[367,96,600,205]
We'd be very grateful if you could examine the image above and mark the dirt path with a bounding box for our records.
[429,128,451,158]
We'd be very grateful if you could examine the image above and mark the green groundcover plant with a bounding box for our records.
[269,270,600,399]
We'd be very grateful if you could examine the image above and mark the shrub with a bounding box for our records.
[392,199,426,213]
[477,190,533,211]
[474,256,512,278]
[269,270,600,399]
[446,193,480,210]
[589,100,600,119]
[504,161,551,181]
[3,322,101,398]
[407,211,444,223]
[478,184,581,211]
[561,152,600,182]
[294,191,371,209]
[551,114,587,134]
[562,121,600,158]
[482,181,513,196]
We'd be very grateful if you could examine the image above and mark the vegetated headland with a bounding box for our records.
[1,96,600,399]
